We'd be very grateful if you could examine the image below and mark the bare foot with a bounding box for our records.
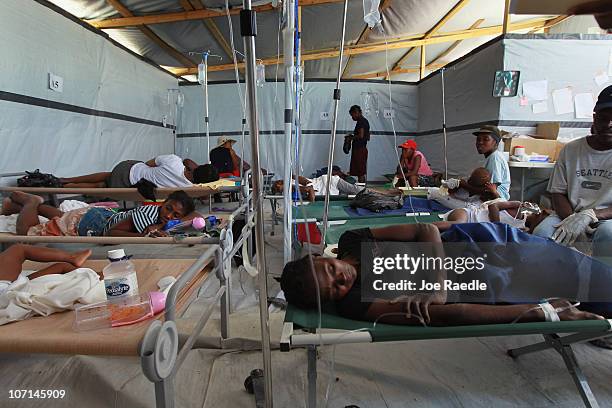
[69,249,92,268]
[10,191,43,206]
[1,197,22,215]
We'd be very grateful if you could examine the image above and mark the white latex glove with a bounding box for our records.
[391,176,399,187]
[443,178,460,189]
[552,209,598,246]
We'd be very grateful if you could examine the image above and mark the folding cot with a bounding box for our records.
[0,248,222,408]
[281,305,612,408]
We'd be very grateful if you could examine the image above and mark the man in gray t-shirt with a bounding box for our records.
[533,86,612,267]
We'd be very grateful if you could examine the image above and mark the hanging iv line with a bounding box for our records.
[189,50,222,163]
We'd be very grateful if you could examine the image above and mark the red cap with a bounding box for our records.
[398,139,417,150]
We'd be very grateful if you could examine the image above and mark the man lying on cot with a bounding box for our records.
[1,191,195,238]
[271,175,395,202]
[59,155,218,188]
[0,244,94,290]
[446,201,552,233]
[429,167,499,209]
[281,222,612,326]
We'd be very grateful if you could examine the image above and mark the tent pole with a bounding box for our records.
[441,67,448,179]
[203,53,211,163]
[241,1,273,407]
[283,0,296,265]
[320,0,349,243]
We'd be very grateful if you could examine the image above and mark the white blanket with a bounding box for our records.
[0,268,105,325]
[0,200,89,233]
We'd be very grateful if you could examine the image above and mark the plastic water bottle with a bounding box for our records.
[103,249,139,300]
[363,0,381,28]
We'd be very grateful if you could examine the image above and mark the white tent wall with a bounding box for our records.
[177,80,418,180]
[499,36,612,201]
[417,40,504,177]
[0,0,177,178]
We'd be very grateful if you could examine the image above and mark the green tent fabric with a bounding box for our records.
[285,305,612,343]
[292,201,443,223]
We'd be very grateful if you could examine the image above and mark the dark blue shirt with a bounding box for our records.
[210,146,233,173]
[352,117,370,149]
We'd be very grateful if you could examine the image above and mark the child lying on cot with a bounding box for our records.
[281,222,612,326]
[0,244,94,290]
[1,191,195,237]
[446,201,552,233]
[429,167,500,209]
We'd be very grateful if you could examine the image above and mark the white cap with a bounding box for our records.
[108,249,126,260]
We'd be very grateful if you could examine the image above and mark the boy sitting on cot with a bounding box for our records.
[1,191,195,238]
[0,245,94,292]
[446,201,552,233]
[281,222,612,326]
[429,167,499,209]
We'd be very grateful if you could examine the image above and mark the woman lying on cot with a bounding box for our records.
[59,155,218,188]
[281,222,612,326]
[0,244,93,290]
[1,191,194,238]
[446,201,552,233]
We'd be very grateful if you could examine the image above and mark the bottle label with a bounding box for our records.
[105,274,139,299]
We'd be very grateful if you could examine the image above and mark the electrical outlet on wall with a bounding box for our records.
[383,108,395,119]
[320,112,330,121]
[49,73,63,92]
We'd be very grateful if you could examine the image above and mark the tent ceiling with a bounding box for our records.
[48,0,560,82]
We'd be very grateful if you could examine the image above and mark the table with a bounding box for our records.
[508,161,556,202]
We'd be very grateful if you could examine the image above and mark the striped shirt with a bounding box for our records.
[103,206,160,234]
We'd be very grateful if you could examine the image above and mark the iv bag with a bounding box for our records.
[363,0,381,28]
[256,62,266,88]
[361,91,379,117]
[197,63,206,85]
[176,92,184,107]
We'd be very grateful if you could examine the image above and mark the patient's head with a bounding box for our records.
[192,164,219,184]
[467,167,491,188]
[159,191,195,224]
[272,180,284,194]
[281,255,357,309]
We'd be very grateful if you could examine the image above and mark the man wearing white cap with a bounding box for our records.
[210,136,250,177]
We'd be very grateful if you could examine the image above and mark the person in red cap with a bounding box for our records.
[394,139,436,187]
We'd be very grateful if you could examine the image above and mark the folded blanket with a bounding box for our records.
[0,268,105,325]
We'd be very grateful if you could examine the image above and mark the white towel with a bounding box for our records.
[0,268,105,325]
[0,214,48,234]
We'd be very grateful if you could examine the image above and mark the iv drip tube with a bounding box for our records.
[321,0,349,244]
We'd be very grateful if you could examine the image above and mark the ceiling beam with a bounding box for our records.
[341,0,393,79]
[390,0,470,73]
[427,18,484,67]
[502,0,511,34]
[419,46,426,80]
[170,17,551,76]
[543,15,571,33]
[88,0,344,29]
[350,64,446,80]
[106,0,195,67]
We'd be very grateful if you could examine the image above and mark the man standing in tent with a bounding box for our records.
[346,105,370,183]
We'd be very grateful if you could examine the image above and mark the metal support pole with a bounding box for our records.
[320,0,349,243]
[307,345,317,408]
[203,53,211,163]
[283,0,296,265]
[241,2,273,406]
[441,68,449,180]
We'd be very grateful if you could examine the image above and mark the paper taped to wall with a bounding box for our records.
[532,101,548,114]
[523,80,548,101]
[552,87,574,115]
[574,93,595,119]
[595,72,609,87]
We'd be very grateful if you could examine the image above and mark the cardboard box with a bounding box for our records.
[531,122,560,140]
[505,137,563,162]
